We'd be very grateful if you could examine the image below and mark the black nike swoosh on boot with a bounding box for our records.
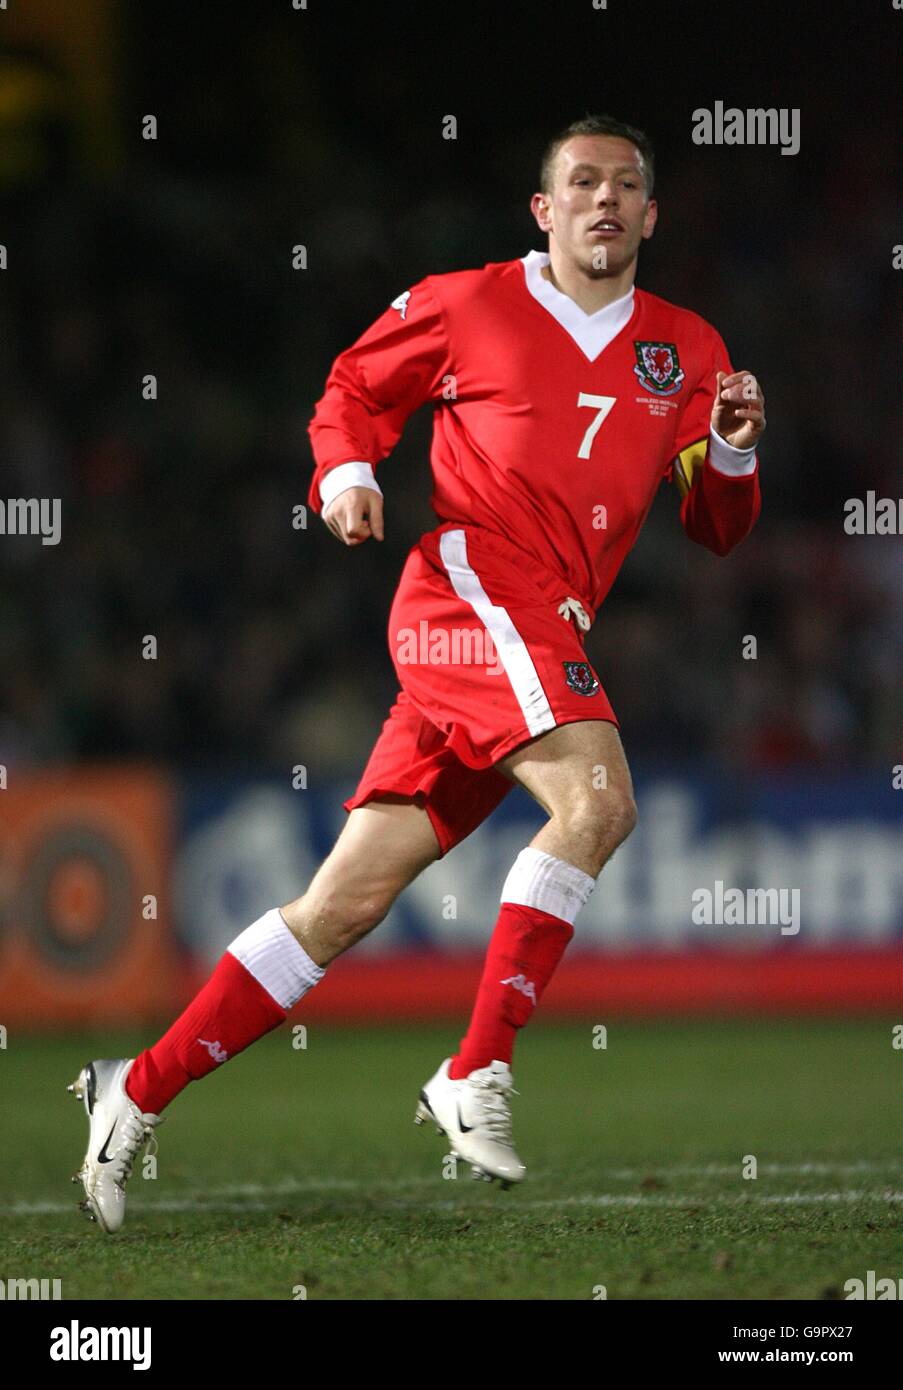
[97,1124,117,1164]
[457,1104,474,1134]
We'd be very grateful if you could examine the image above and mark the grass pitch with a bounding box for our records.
[1,1020,900,1300]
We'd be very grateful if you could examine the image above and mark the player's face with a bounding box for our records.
[533,135,657,277]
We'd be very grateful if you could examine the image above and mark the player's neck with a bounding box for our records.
[542,252,635,316]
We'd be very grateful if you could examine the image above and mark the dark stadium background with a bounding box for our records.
[0,0,900,1017]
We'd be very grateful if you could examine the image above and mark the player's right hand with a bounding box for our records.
[323,486,385,545]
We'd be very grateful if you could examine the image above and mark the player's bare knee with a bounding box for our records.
[558,786,637,864]
[606,789,638,849]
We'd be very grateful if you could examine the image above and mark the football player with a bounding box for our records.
[69,115,764,1228]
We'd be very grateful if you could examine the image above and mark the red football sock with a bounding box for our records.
[126,953,286,1114]
[125,908,324,1115]
[449,902,574,1078]
[449,847,595,1080]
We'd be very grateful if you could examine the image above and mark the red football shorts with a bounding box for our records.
[344,523,618,855]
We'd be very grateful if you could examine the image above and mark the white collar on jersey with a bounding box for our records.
[521,250,635,362]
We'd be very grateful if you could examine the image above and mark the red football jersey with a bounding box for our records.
[309,251,760,617]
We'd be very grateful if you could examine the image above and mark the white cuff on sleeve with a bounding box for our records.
[707,428,757,478]
[319,461,383,511]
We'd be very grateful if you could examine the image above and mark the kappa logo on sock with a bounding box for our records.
[500,974,537,1005]
[197,1038,228,1064]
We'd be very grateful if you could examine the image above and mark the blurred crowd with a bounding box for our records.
[0,15,900,778]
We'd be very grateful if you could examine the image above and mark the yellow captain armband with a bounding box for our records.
[672,437,708,499]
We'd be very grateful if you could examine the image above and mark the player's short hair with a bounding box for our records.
[540,115,655,198]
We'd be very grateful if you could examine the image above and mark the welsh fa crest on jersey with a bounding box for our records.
[633,341,685,396]
[563,661,600,696]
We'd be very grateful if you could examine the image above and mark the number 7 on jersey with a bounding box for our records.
[576,393,616,459]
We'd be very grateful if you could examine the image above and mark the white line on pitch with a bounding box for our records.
[12,1161,890,1211]
[6,1189,903,1216]
[605,1162,899,1179]
[524,1191,903,1209]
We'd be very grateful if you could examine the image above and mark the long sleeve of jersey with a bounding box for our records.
[670,328,761,557]
[307,280,451,513]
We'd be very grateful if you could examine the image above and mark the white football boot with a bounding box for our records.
[67,1058,161,1233]
[415,1058,526,1188]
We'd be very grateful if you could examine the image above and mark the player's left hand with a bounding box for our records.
[711,370,766,451]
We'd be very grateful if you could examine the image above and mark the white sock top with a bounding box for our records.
[500,847,595,926]
[228,908,324,1011]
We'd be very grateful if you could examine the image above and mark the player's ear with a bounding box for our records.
[530,191,552,232]
[641,198,658,240]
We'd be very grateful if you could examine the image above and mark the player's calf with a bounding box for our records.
[279,799,440,964]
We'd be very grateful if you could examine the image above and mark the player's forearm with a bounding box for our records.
[308,369,383,507]
[307,347,431,511]
[307,412,381,512]
[680,435,761,555]
[307,380,395,513]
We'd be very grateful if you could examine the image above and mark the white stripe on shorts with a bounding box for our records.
[438,528,556,739]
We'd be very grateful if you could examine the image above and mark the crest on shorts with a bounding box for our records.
[563,661,600,696]
[633,341,685,396]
